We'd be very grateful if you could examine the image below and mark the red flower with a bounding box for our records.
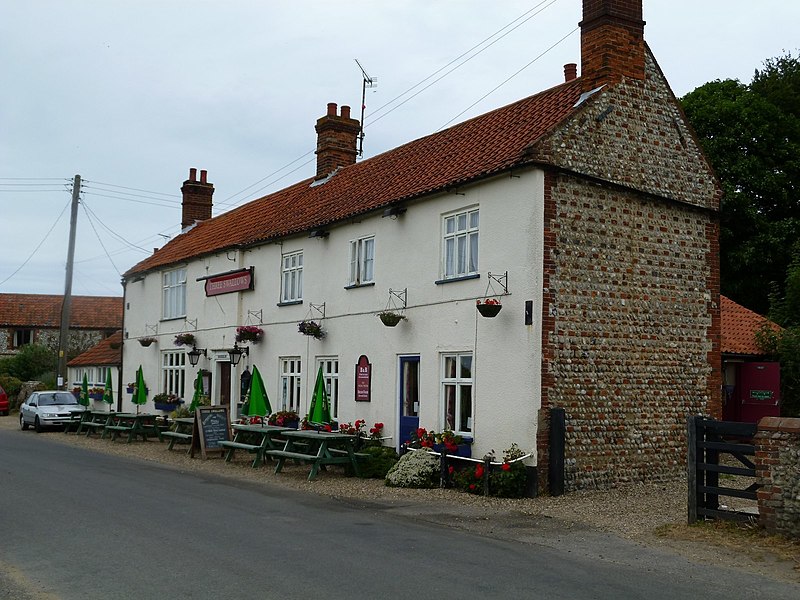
[448,465,454,474]
[323,424,332,432]
[469,484,476,491]
[475,465,484,479]
[445,441,458,453]
[502,463,511,471]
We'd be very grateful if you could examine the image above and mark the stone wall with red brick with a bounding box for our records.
[755,417,800,539]
[532,46,720,491]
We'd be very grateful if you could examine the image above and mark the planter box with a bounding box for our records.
[434,442,472,458]
[155,401,183,412]
[126,386,134,394]
[89,393,104,401]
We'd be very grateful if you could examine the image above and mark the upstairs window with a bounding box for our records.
[281,251,303,303]
[348,236,375,286]
[162,268,187,320]
[442,209,479,279]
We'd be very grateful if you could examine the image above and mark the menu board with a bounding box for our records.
[191,406,230,459]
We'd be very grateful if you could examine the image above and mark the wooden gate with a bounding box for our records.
[687,416,760,523]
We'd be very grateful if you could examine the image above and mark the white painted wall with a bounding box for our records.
[122,167,545,461]
[67,364,121,411]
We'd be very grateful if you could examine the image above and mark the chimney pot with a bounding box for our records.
[327,102,338,116]
[564,63,578,82]
[200,169,207,183]
[340,105,351,119]
[189,167,197,181]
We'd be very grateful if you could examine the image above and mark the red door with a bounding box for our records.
[738,362,780,423]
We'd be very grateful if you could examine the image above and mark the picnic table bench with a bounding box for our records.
[102,413,160,443]
[219,424,289,468]
[161,417,194,452]
[77,410,114,437]
[264,430,364,481]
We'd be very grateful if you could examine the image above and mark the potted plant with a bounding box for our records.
[377,311,406,327]
[298,320,325,339]
[139,336,157,347]
[174,332,196,347]
[235,325,264,344]
[268,410,300,429]
[88,387,105,401]
[476,298,502,318]
[152,392,184,411]
[126,382,136,394]
[407,427,471,457]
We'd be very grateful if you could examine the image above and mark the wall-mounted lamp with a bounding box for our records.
[381,206,407,219]
[309,229,329,239]
[187,345,207,367]
[228,343,250,367]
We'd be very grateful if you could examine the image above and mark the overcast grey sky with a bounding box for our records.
[2,0,798,298]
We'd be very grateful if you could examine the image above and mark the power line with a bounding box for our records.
[83,179,180,198]
[80,199,152,255]
[79,198,122,276]
[0,198,71,289]
[82,190,179,209]
[365,0,561,128]
[217,150,315,207]
[437,26,579,131]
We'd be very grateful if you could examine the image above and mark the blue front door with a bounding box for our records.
[398,356,420,450]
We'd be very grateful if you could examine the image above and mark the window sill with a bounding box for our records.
[434,273,480,285]
[343,282,376,290]
[277,300,303,307]
[160,316,186,322]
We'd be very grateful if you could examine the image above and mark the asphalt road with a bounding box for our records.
[1,427,797,600]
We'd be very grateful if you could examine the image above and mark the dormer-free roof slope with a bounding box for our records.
[720,295,782,356]
[68,331,122,367]
[0,294,122,329]
[125,79,584,278]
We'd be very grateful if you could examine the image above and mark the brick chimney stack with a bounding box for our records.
[564,63,578,82]
[580,0,646,92]
[315,102,360,180]
[181,167,214,230]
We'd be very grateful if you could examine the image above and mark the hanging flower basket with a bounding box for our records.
[235,325,264,344]
[377,311,406,327]
[476,299,502,318]
[174,333,196,346]
[139,337,157,347]
[298,320,325,339]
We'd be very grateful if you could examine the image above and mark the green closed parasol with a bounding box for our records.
[78,373,90,407]
[189,370,204,411]
[306,365,331,425]
[132,366,148,413]
[245,365,271,417]
[102,369,114,407]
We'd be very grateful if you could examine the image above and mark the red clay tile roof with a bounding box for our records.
[68,331,122,367]
[720,295,782,356]
[125,79,584,277]
[0,293,122,329]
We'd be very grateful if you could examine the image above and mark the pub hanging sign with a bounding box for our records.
[355,355,372,402]
[202,267,254,297]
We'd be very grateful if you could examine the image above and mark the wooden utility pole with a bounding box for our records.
[57,174,80,389]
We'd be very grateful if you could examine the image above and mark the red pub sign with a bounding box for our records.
[355,355,372,402]
[203,268,254,297]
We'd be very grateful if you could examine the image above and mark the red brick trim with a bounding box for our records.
[536,169,558,493]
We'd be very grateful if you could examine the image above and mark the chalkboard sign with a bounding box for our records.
[191,406,230,459]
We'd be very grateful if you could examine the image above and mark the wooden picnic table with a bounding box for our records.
[264,430,365,481]
[77,410,115,437]
[219,424,290,468]
[161,417,195,452]
[102,412,161,443]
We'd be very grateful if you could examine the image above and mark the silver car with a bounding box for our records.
[20,391,85,432]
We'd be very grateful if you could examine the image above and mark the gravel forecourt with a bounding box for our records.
[3,415,797,585]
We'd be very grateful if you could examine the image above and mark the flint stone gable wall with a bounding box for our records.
[534,48,720,491]
[528,49,719,212]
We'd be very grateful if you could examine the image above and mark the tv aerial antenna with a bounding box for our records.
[355,58,377,157]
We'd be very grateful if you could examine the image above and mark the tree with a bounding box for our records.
[0,343,57,382]
[681,53,800,314]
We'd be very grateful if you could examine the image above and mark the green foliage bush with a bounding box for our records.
[0,344,57,382]
[357,446,399,479]
[452,444,528,498]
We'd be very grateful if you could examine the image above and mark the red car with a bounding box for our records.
[0,384,9,416]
